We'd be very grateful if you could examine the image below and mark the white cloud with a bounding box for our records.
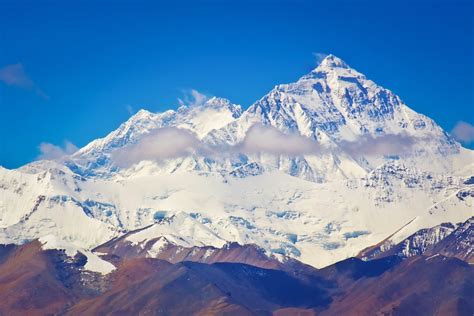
[108,124,422,168]
[237,126,417,157]
[178,89,209,108]
[337,134,416,157]
[38,141,78,161]
[451,121,474,144]
[110,124,322,168]
[236,124,322,155]
[0,63,49,99]
[111,127,202,167]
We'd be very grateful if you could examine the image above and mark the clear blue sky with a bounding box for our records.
[0,0,473,168]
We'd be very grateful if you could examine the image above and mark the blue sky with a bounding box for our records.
[0,0,473,168]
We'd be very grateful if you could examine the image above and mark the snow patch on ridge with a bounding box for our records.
[39,235,115,274]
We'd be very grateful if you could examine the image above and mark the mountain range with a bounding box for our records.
[0,54,472,273]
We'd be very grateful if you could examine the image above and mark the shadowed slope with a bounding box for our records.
[0,241,84,315]
[321,255,474,316]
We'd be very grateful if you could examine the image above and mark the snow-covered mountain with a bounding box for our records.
[0,55,472,268]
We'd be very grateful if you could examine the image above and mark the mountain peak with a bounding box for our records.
[317,54,348,69]
[201,96,231,109]
[129,109,155,121]
[178,96,242,118]
[204,97,242,117]
[205,96,231,106]
[299,54,352,81]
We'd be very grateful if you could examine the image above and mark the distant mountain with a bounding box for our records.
[0,55,473,268]
[357,221,457,260]
[358,217,473,263]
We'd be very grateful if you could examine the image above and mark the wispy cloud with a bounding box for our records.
[126,104,134,115]
[178,89,209,108]
[38,141,78,161]
[451,121,474,144]
[0,63,34,88]
[110,124,324,168]
[108,123,422,168]
[236,124,322,155]
[337,134,416,157]
[312,52,328,66]
[236,125,418,158]
[0,63,49,99]
[111,127,202,167]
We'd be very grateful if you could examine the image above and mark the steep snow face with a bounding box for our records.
[0,54,473,268]
[247,55,452,143]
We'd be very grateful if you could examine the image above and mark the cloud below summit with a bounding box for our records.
[237,125,322,156]
[111,127,202,167]
[451,121,474,144]
[108,124,421,168]
[38,141,78,161]
[111,124,325,167]
[338,134,416,157]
